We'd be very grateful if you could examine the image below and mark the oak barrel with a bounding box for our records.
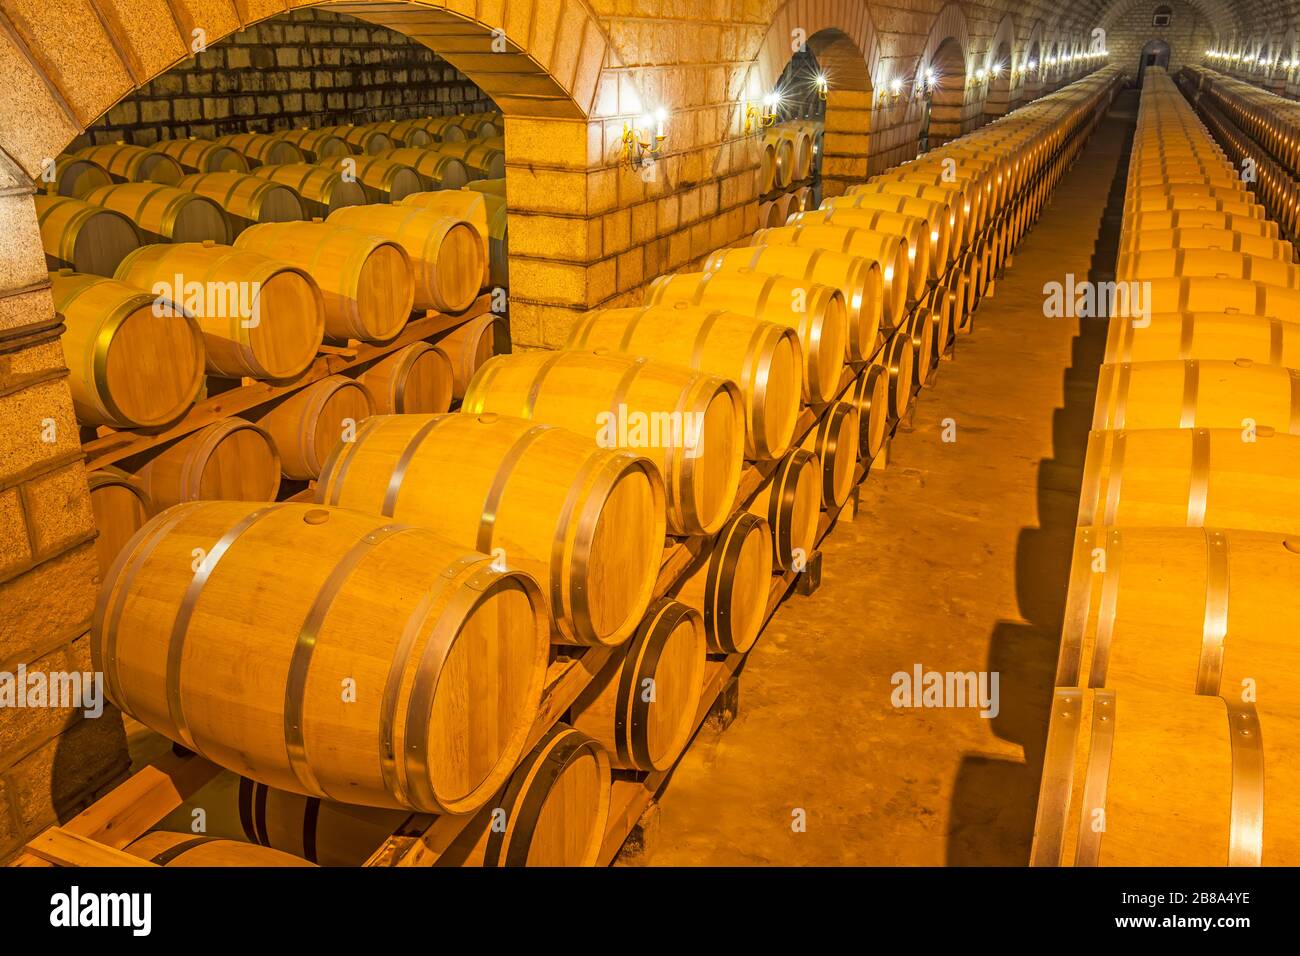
[251,164,367,217]
[154,139,250,174]
[381,149,471,191]
[252,375,374,482]
[330,155,424,203]
[799,400,860,508]
[432,312,509,397]
[36,194,140,276]
[670,512,773,654]
[356,342,453,415]
[216,133,306,168]
[850,363,890,460]
[75,144,184,185]
[124,832,314,867]
[87,467,153,576]
[135,418,281,510]
[401,190,507,289]
[792,206,932,295]
[176,172,306,234]
[84,183,233,244]
[1093,360,1300,433]
[885,328,914,420]
[43,155,112,199]
[277,129,351,162]
[747,447,821,571]
[1103,311,1300,367]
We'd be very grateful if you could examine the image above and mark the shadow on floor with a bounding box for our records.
[945,90,1139,865]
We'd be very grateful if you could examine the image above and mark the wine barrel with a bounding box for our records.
[84,183,232,244]
[321,125,394,155]
[793,207,931,293]
[443,724,612,867]
[850,363,890,461]
[1117,249,1300,290]
[1140,276,1300,316]
[384,119,435,147]
[747,447,821,571]
[235,222,414,343]
[645,269,849,406]
[753,224,909,330]
[463,351,744,537]
[251,164,367,217]
[1031,685,1297,866]
[401,190,507,289]
[466,177,506,197]
[35,195,140,276]
[799,400,859,508]
[781,125,813,181]
[434,141,505,180]
[571,599,706,772]
[326,206,483,314]
[317,412,666,647]
[216,133,306,168]
[136,418,282,509]
[92,500,551,815]
[455,113,501,140]
[1122,208,1278,238]
[411,116,469,143]
[1104,311,1300,367]
[848,180,966,258]
[124,832,315,867]
[701,245,885,364]
[1093,360,1300,433]
[910,307,937,387]
[113,241,325,380]
[764,129,795,190]
[356,343,453,415]
[49,271,204,428]
[884,328,914,420]
[1123,193,1263,218]
[381,149,471,191]
[1078,427,1300,532]
[568,304,803,460]
[757,139,777,195]
[75,144,184,185]
[825,192,953,272]
[432,312,509,398]
[87,468,153,576]
[176,172,306,234]
[1119,226,1292,261]
[670,512,773,654]
[757,199,783,229]
[330,156,424,203]
[154,139,249,174]
[43,155,112,199]
[252,376,374,481]
[276,128,351,162]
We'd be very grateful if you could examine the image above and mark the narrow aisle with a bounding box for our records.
[644,91,1140,866]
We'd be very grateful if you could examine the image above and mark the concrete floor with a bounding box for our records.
[645,92,1138,866]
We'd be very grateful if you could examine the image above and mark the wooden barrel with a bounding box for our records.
[176,172,306,234]
[444,724,611,867]
[849,180,966,258]
[571,598,706,772]
[43,155,112,198]
[1104,311,1300,367]
[434,141,506,180]
[277,128,351,162]
[1122,208,1278,238]
[136,418,281,509]
[84,183,232,244]
[850,363,890,461]
[251,164,367,216]
[1123,193,1263,218]
[317,412,666,646]
[35,195,140,276]
[235,222,414,343]
[124,832,315,867]
[764,129,795,190]
[1119,227,1292,261]
[454,113,501,140]
[826,192,954,271]
[326,206,483,314]
[783,125,813,181]
[1117,249,1300,290]
[87,468,152,576]
[747,447,821,571]
[411,116,469,143]
[757,139,777,195]
[385,120,435,147]
[401,190,506,290]
[670,512,773,654]
[1140,276,1300,316]
[645,269,848,406]
[432,312,509,398]
[1093,360,1300,433]
[154,139,250,174]
[113,241,325,380]
[321,125,395,155]
[1031,685,1297,865]
[757,199,782,229]
[381,149,471,191]
[753,224,909,330]
[332,155,424,203]
[568,304,803,460]
[356,343,453,415]
[463,351,744,537]
[885,328,914,420]
[910,307,937,387]
[49,271,204,427]
[799,400,859,508]
[216,133,306,168]
[701,245,884,364]
[466,177,506,197]
[793,206,932,295]
[1079,427,1300,532]
[252,376,374,481]
[92,500,551,815]
[75,143,184,184]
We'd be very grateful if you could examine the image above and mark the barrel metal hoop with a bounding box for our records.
[321,416,381,506]
[167,504,284,750]
[1055,528,1096,687]
[1196,529,1231,696]
[1187,428,1212,527]
[1290,370,1300,435]
[521,350,567,420]
[1088,529,1123,689]
[614,599,676,768]
[477,424,552,554]
[1225,698,1265,866]
[149,835,220,866]
[1102,431,1127,526]
[1179,359,1200,429]
[1029,688,1085,866]
[1076,431,1105,526]
[1178,311,1194,360]
[381,416,452,516]
[284,523,408,800]
[1073,689,1116,867]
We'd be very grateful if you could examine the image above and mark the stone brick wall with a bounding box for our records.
[1104,0,1216,76]
[79,9,493,148]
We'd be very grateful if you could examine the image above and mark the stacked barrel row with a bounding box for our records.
[757,121,821,226]
[1031,67,1300,867]
[90,70,1124,868]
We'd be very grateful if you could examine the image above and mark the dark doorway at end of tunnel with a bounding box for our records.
[1137,39,1172,85]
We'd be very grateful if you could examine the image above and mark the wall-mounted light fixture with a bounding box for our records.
[744,92,780,134]
[620,108,667,169]
[816,74,829,101]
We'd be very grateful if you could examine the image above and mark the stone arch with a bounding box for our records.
[984,13,1017,122]
[917,4,971,150]
[1023,21,1047,102]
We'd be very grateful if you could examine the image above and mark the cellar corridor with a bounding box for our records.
[644,92,1141,867]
